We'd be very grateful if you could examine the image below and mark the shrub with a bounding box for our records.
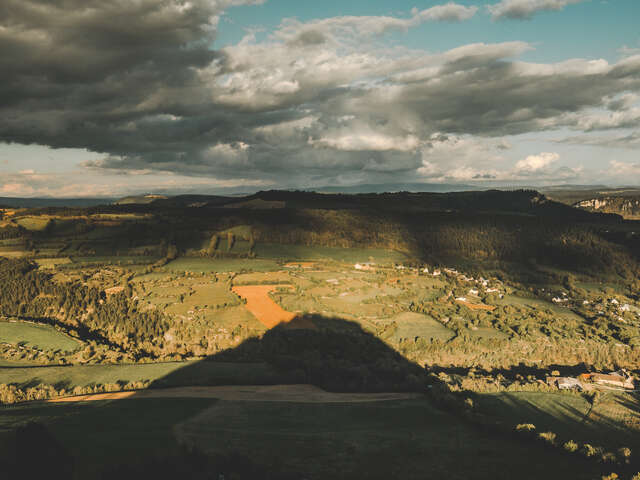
[581,444,598,458]
[617,447,632,464]
[538,431,557,446]
[515,423,536,433]
[563,440,579,453]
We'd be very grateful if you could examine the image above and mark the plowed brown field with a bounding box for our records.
[232,284,314,329]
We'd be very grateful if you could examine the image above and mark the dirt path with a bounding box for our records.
[48,384,420,404]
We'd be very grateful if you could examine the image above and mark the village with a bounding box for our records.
[547,369,637,392]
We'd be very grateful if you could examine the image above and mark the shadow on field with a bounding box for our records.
[5,315,634,479]
[428,362,601,381]
[3,315,434,480]
[152,314,430,393]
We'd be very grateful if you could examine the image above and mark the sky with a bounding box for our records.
[1,0,640,197]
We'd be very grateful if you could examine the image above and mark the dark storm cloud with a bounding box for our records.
[0,0,235,147]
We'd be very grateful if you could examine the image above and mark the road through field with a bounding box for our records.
[48,384,420,403]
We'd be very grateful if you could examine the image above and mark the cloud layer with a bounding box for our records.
[487,0,585,20]
[1,0,639,193]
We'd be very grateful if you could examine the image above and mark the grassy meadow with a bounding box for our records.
[0,321,81,353]
[475,391,640,454]
[163,257,280,273]
[0,396,610,480]
[0,361,283,389]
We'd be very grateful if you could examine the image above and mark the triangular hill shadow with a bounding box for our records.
[152,314,429,393]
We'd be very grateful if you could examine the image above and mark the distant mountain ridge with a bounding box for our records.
[308,183,481,194]
[113,194,168,205]
[0,197,115,208]
[3,183,640,210]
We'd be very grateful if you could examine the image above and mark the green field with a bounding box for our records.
[0,321,81,352]
[35,257,72,269]
[163,257,280,273]
[460,326,509,340]
[175,398,601,479]
[14,216,50,231]
[0,361,282,389]
[0,398,214,478]
[0,247,27,258]
[495,295,585,322]
[475,391,640,453]
[255,243,408,264]
[575,281,627,295]
[383,312,455,343]
[0,396,606,479]
[67,256,160,267]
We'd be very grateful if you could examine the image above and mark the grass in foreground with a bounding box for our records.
[475,391,640,453]
[0,398,214,478]
[0,396,608,480]
[176,398,603,480]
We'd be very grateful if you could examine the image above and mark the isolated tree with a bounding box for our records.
[248,233,256,256]
[166,243,178,261]
[207,234,219,257]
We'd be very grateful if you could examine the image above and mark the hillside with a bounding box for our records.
[575,196,640,219]
[114,194,169,205]
[1,188,640,479]
[0,197,114,208]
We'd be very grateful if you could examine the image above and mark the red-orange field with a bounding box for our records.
[284,262,316,269]
[456,299,496,311]
[232,285,315,329]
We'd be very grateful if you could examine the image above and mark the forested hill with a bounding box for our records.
[239,189,620,219]
[129,188,624,220]
[575,196,640,219]
[0,197,113,208]
[3,189,639,288]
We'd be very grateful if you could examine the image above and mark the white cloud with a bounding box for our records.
[558,131,640,149]
[2,0,640,190]
[275,3,477,44]
[488,0,585,20]
[515,152,559,172]
[0,168,271,198]
[609,160,640,177]
[417,134,507,181]
[413,3,479,23]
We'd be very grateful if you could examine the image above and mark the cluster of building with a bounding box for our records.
[547,370,636,391]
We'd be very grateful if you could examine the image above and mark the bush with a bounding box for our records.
[563,440,579,453]
[515,423,536,433]
[538,431,557,447]
[581,444,599,458]
[617,447,632,464]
